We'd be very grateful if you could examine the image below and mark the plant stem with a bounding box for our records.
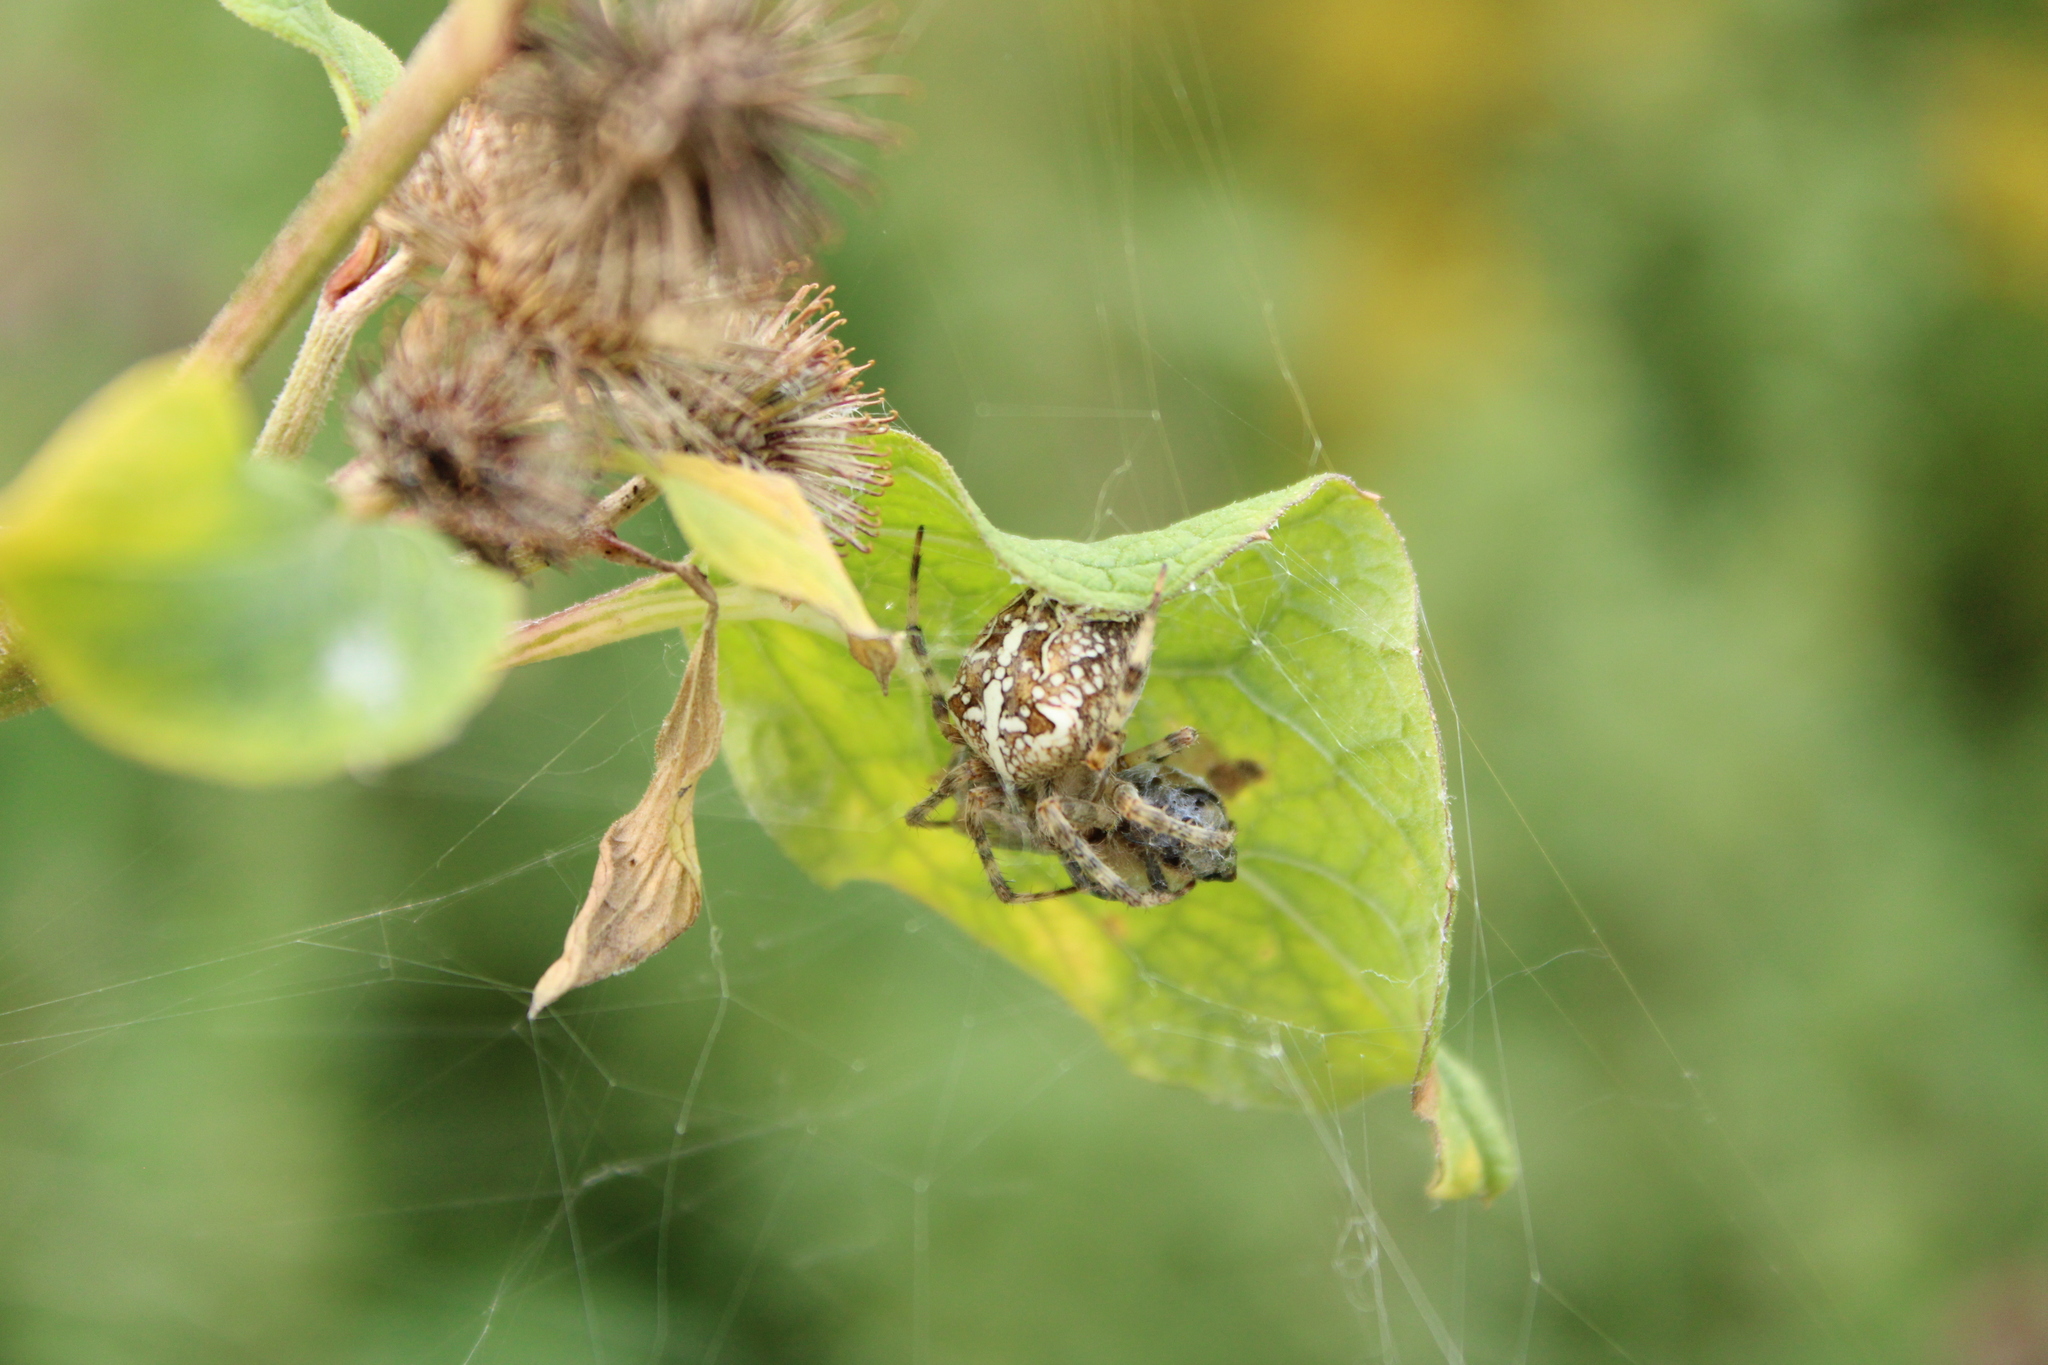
[502,576,832,670]
[255,240,413,461]
[189,0,524,377]
[586,476,661,532]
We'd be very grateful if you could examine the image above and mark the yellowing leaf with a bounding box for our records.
[502,428,1509,1199]
[0,355,517,786]
[713,431,1509,1198]
[0,357,262,563]
[650,453,896,683]
[529,609,724,1016]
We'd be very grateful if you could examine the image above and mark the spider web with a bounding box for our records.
[0,1,1863,1361]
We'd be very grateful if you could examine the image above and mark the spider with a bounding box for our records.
[901,528,1238,907]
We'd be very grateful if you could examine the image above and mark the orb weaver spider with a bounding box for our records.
[901,528,1238,907]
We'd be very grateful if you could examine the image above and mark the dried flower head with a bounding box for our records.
[376,100,517,273]
[612,283,892,548]
[472,0,905,352]
[342,298,595,574]
[378,97,730,364]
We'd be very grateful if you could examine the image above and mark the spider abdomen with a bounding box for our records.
[904,549,1238,908]
[946,589,1146,787]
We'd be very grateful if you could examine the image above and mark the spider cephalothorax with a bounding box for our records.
[902,530,1239,907]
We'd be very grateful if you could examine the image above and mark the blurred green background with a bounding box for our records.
[3,0,2048,1360]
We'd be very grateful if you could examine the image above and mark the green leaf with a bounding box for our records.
[718,431,1471,1123]
[1416,1049,1520,1203]
[218,0,404,129]
[0,356,519,786]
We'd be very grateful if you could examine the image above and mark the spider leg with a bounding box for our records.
[965,787,1079,903]
[904,780,958,829]
[1082,728,1127,773]
[909,754,1012,830]
[1143,849,1170,895]
[1108,776,1235,850]
[906,526,961,742]
[904,748,972,828]
[1036,794,1184,908]
[1118,726,1199,768]
[1120,564,1167,705]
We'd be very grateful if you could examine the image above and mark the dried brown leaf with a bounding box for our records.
[528,604,722,1016]
[846,631,899,691]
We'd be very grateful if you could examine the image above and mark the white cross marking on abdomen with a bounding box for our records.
[980,677,1009,783]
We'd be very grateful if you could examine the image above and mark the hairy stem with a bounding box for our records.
[586,475,661,532]
[503,575,838,670]
[255,239,413,461]
[189,0,523,376]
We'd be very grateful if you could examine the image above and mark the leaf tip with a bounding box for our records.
[849,632,901,692]
[527,962,575,1019]
[1414,1049,1519,1203]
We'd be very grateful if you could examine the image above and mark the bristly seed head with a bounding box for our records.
[612,282,893,549]
[518,0,904,269]
[376,101,515,275]
[420,0,910,357]
[361,2,905,568]
[342,297,595,574]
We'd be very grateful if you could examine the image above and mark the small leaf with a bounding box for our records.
[0,356,518,786]
[649,454,897,681]
[218,0,404,129]
[717,433,1491,1160]
[1415,1049,1519,1203]
[530,609,724,1016]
